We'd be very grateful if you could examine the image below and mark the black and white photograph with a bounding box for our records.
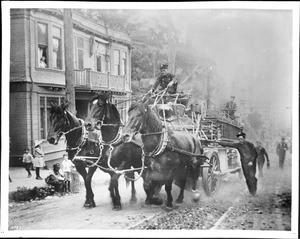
[1,1,299,238]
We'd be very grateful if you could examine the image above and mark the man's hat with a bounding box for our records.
[34,140,43,147]
[159,63,168,70]
[236,132,246,138]
[231,96,235,99]
[281,137,285,140]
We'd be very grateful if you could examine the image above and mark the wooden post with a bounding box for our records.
[64,9,76,114]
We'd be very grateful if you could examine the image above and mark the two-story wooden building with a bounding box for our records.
[10,9,132,165]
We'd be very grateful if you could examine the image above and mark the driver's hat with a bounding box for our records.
[159,63,168,70]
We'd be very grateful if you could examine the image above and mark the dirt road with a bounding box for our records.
[7,152,295,238]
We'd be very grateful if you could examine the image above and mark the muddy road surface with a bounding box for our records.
[8,153,294,237]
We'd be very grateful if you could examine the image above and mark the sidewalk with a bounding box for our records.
[8,166,112,193]
[9,167,52,192]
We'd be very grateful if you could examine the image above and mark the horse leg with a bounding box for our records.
[84,166,97,208]
[73,162,91,207]
[143,179,155,205]
[126,171,137,204]
[109,173,122,210]
[165,179,174,208]
[175,176,186,203]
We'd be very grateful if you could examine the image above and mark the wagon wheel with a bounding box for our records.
[202,152,221,197]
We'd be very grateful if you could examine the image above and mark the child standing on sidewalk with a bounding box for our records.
[33,140,45,180]
[22,148,33,178]
[61,153,75,193]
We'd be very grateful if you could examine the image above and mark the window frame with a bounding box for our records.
[39,95,65,140]
[36,21,64,70]
[113,49,120,75]
[76,36,85,70]
[121,51,127,76]
[37,22,49,68]
[95,41,107,73]
[52,25,62,69]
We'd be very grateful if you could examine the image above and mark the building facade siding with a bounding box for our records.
[10,9,132,165]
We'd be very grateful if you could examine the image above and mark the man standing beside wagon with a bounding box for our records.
[216,132,258,196]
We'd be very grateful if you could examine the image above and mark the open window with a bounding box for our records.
[38,23,48,68]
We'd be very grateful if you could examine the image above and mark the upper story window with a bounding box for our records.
[38,23,48,68]
[113,50,120,75]
[77,37,84,70]
[52,26,62,69]
[37,23,63,70]
[96,42,106,73]
[121,51,127,76]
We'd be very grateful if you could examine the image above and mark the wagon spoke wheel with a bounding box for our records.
[202,152,221,197]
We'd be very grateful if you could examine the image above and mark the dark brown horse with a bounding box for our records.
[84,93,148,210]
[46,101,137,209]
[122,99,205,208]
[47,101,99,207]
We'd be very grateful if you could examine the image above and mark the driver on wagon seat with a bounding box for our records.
[150,63,179,94]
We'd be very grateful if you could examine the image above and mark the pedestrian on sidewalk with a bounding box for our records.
[61,153,75,193]
[33,140,45,180]
[22,148,33,178]
[255,141,270,178]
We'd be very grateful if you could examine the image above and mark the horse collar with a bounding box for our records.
[142,127,169,157]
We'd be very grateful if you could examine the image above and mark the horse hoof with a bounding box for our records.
[192,193,201,202]
[130,197,137,205]
[165,206,173,212]
[84,202,96,208]
[113,205,122,211]
[152,196,163,205]
[175,198,183,204]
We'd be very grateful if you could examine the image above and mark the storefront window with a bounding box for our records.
[40,96,64,139]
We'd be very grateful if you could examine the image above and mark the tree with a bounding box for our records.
[246,110,263,138]
[74,9,141,35]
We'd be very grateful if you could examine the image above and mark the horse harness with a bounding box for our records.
[140,127,205,158]
[71,121,146,181]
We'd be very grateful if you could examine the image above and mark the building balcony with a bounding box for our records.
[74,69,127,92]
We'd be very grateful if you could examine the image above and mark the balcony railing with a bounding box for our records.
[74,69,126,91]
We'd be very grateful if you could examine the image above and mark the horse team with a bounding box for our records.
[47,92,206,210]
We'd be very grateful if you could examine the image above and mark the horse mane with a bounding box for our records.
[49,100,79,125]
[129,100,162,133]
[106,102,122,124]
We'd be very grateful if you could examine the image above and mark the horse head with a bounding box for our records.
[85,92,121,143]
[47,101,81,145]
[122,99,160,143]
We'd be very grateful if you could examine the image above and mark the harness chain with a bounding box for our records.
[73,121,145,180]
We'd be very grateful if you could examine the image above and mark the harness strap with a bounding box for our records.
[169,145,207,158]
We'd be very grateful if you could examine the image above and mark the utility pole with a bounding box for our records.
[64,9,76,114]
